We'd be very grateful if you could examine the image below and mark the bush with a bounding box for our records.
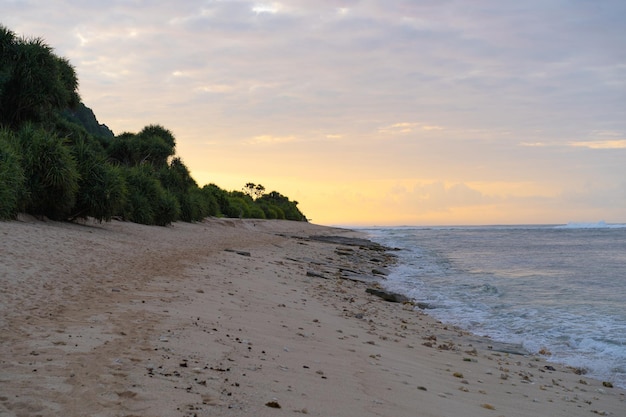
[257,191,306,221]
[226,196,251,218]
[258,203,280,220]
[248,205,266,219]
[203,184,230,216]
[184,187,217,222]
[153,189,180,226]
[67,130,127,221]
[18,124,79,219]
[0,129,25,219]
[158,157,202,222]
[121,165,179,225]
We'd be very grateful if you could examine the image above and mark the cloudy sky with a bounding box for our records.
[4,0,625,225]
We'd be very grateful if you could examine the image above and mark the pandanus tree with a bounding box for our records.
[107,124,176,168]
[0,25,80,128]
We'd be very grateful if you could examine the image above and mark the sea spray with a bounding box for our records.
[363,225,626,388]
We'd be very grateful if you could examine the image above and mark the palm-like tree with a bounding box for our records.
[0,25,80,128]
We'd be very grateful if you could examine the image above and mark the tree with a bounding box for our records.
[70,134,127,222]
[159,157,205,222]
[120,165,180,226]
[203,183,231,216]
[107,125,176,168]
[243,182,265,200]
[258,191,307,221]
[0,27,80,127]
[0,128,25,219]
[18,124,80,220]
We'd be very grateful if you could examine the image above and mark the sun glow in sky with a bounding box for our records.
[4,1,625,226]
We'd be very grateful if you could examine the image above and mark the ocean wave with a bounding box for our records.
[556,221,626,229]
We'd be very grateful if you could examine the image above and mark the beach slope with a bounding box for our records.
[1,218,623,416]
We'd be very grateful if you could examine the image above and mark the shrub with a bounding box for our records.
[65,128,127,221]
[158,157,203,222]
[248,205,266,219]
[226,196,251,218]
[18,124,79,219]
[203,184,230,216]
[257,191,306,221]
[153,189,180,226]
[121,165,179,226]
[0,129,25,219]
[184,187,216,222]
[258,203,279,220]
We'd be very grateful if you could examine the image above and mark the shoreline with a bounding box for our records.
[363,225,626,391]
[1,218,624,416]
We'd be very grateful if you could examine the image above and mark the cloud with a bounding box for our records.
[378,122,445,135]
[252,3,282,15]
[520,142,548,147]
[569,131,626,149]
[389,181,494,212]
[325,134,344,140]
[247,134,296,145]
[569,140,626,150]
[4,0,625,224]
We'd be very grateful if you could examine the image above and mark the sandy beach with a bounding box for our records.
[1,218,624,417]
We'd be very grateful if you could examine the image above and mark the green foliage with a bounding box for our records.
[18,124,80,219]
[258,191,307,221]
[222,187,305,221]
[202,184,230,216]
[0,26,80,127]
[258,203,283,220]
[153,188,180,227]
[248,205,267,219]
[0,128,25,219]
[0,24,309,226]
[107,127,175,169]
[158,157,204,222]
[226,196,251,218]
[121,165,180,226]
[184,186,214,222]
[71,134,127,221]
[139,124,176,149]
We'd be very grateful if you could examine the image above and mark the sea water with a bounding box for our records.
[363,223,626,388]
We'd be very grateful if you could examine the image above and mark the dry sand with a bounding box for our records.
[1,217,624,417]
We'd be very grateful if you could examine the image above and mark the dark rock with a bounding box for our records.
[224,249,251,257]
[309,235,389,251]
[340,273,380,284]
[365,288,410,303]
[372,267,390,276]
[306,270,329,279]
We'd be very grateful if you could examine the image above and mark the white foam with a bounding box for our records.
[556,221,626,229]
[369,226,626,389]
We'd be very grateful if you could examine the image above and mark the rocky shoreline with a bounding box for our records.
[1,218,624,416]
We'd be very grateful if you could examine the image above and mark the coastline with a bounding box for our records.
[1,218,624,416]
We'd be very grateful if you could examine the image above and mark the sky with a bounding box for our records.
[3,0,626,226]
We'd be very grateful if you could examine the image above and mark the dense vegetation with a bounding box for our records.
[0,24,307,224]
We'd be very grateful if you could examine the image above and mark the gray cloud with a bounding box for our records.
[3,0,625,223]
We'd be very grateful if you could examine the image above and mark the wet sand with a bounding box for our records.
[1,217,624,416]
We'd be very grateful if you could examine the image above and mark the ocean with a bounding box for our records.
[362,223,626,388]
